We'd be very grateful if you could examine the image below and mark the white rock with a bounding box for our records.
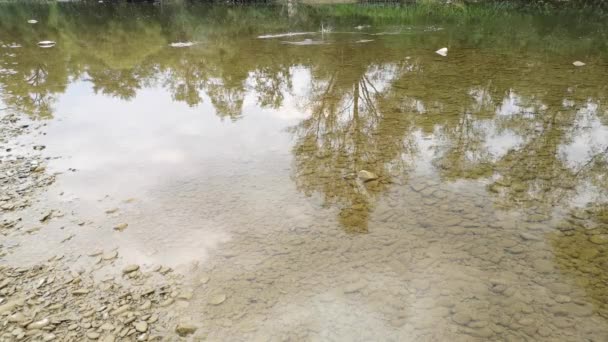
[436,47,448,56]
[573,61,586,67]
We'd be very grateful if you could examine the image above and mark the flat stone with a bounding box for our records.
[110,305,130,316]
[113,223,128,231]
[100,323,114,331]
[72,289,90,295]
[358,170,378,182]
[101,335,116,342]
[42,333,56,341]
[589,234,608,245]
[133,321,148,333]
[27,318,50,330]
[86,331,100,340]
[8,312,26,322]
[102,251,118,260]
[178,290,193,300]
[175,323,197,336]
[209,294,226,305]
[519,232,541,241]
[122,265,140,274]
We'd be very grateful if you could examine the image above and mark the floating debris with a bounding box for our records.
[281,39,327,46]
[354,25,371,30]
[169,42,195,48]
[573,61,586,67]
[37,40,56,48]
[356,39,374,44]
[27,19,38,24]
[436,47,448,56]
[370,32,402,36]
[257,32,314,39]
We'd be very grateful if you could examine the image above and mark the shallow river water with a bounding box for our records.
[1,2,608,341]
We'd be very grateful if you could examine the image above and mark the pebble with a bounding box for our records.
[8,312,26,322]
[100,323,114,330]
[358,170,378,182]
[27,318,50,330]
[102,251,118,260]
[519,232,541,241]
[42,333,56,341]
[73,288,90,295]
[113,223,128,231]
[178,290,193,300]
[101,335,116,342]
[175,323,197,336]
[589,234,608,244]
[134,321,148,332]
[86,331,100,340]
[122,264,140,274]
[209,294,227,305]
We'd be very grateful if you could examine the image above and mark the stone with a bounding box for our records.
[27,318,50,330]
[42,333,56,341]
[87,331,100,340]
[178,290,193,300]
[8,312,26,322]
[175,323,197,336]
[358,170,378,182]
[209,294,227,305]
[134,321,148,333]
[519,232,541,241]
[122,265,140,274]
[72,289,90,295]
[113,223,128,231]
[102,251,118,260]
[110,305,130,316]
[105,208,119,214]
[589,234,608,245]
[101,335,116,342]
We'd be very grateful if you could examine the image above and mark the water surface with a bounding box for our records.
[1,3,608,341]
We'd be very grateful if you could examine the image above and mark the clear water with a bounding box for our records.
[1,2,608,341]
